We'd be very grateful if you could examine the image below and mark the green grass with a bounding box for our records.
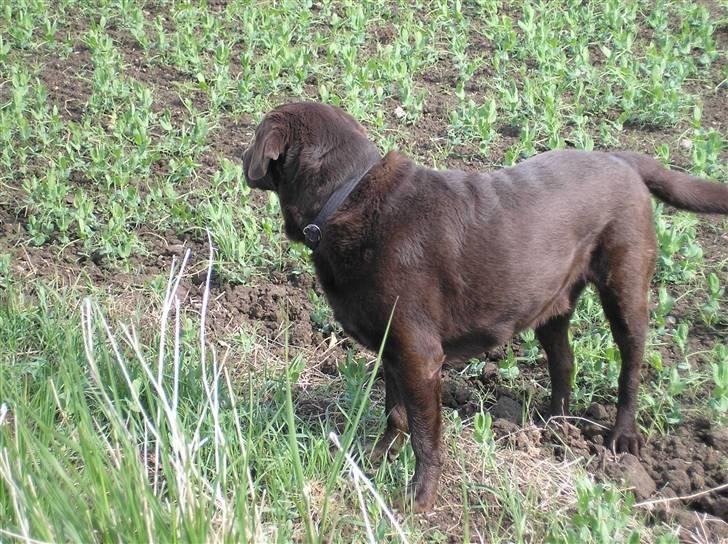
[0,256,681,543]
[1,0,727,541]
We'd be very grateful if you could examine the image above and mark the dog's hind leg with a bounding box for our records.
[595,224,655,456]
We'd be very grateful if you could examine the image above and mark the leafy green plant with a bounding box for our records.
[654,205,703,283]
[549,478,677,544]
[450,94,499,154]
[691,128,725,179]
[461,358,488,378]
[473,410,495,457]
[548,479,638,544]
[309,288,337,334]
[653,285,675,333]
[672,322,689,356]
[700,272,725,326]
[519,329,540,362]
[710,344,728,420]
[499,344,520,380]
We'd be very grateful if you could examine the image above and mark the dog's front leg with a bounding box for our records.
[397,340,445,513]
[367,362,408,463]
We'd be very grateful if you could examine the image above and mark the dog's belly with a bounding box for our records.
[440,247,592,365]
[442,325,514,364]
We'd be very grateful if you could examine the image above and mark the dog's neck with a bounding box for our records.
[279,146,381,244]
[301,159,379,249]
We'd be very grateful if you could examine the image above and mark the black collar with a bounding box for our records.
[302,162,375,250]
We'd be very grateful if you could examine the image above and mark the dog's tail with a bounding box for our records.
[611,151,728,214]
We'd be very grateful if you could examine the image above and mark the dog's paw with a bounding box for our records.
[363,438,388,465]
[607,424,644,456]
[365,430,405,465]
[397,482,437,514]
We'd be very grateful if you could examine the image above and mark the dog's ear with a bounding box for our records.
[247,129,285,181]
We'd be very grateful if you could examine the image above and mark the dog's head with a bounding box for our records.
[242,102,379,241]
[242,102,373,191]
[241,109,288,191]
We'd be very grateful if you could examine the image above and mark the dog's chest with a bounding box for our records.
[313,258,385,349]
[326,290,385,351]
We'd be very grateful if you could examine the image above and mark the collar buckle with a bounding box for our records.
[303,224,322,248]
[301,159,377,251]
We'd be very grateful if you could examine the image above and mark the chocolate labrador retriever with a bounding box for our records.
[242,102,728,512]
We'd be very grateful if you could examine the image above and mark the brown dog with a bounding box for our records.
[242,102,728,512]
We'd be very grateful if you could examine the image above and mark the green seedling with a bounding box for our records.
[22,167,73,245]
[672,322,689,356]
[548,478,639,544]
[710,344,728,420]
[654,205,703,283]
[519,329,540,363]
[473,410,495,456]
[653,285,675,332]
[0,34,10,63]
[499,344,520,380]
[308,288,337,334]
[691,129,725,179]
[450,96,498,154]
[700,272,725,326]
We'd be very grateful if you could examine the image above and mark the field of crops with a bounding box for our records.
[1,0,727,542]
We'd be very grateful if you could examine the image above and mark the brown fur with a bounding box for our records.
[242,102,728,512]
